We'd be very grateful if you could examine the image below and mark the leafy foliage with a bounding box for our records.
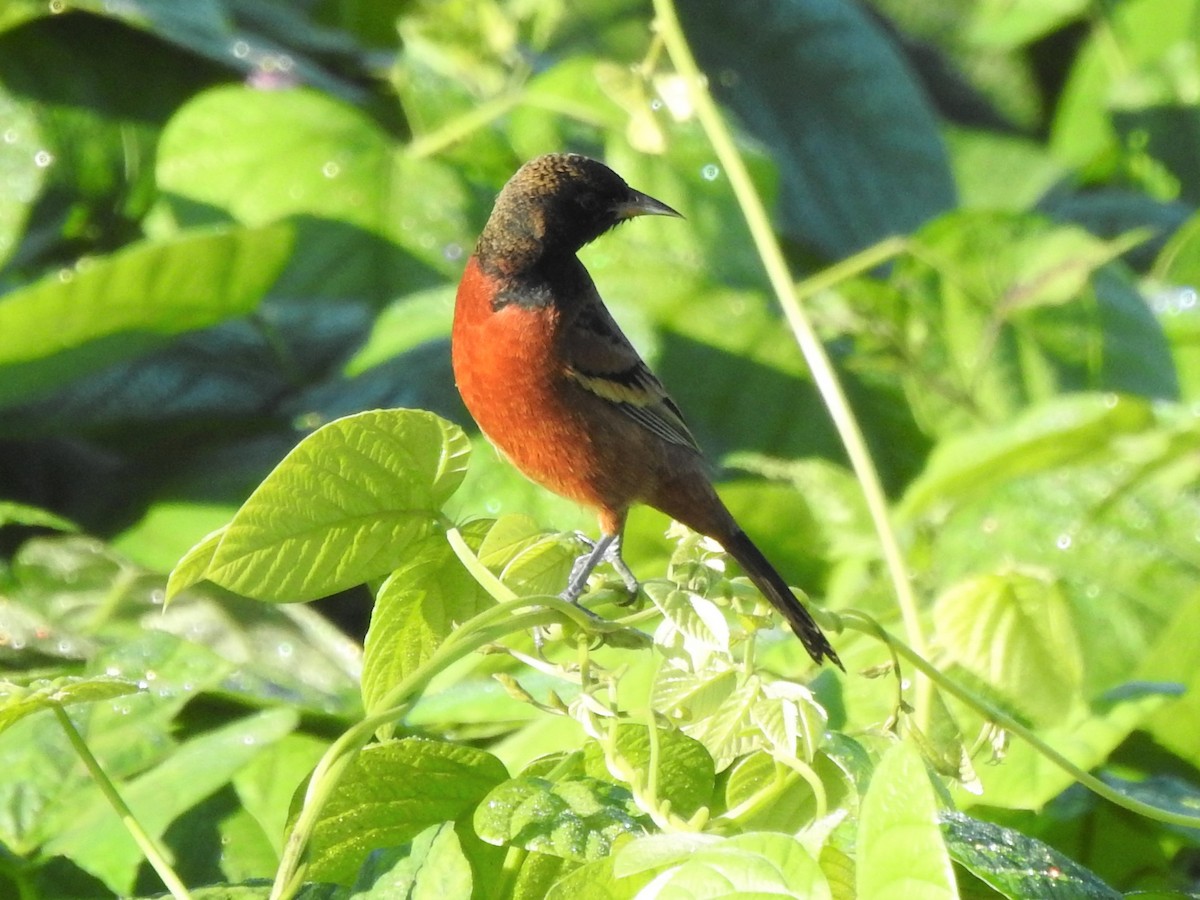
[1,0,1199,898]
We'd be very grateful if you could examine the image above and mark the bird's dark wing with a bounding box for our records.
[562,297,700,453]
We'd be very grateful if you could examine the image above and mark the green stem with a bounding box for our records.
[408,91,524,159]
[841,612,1200,830]
[53,707,192,900]
[270,565,609,900]
[651,0,928,676]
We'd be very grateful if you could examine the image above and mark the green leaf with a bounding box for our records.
[0,501,77,532]
[922,419,1200,696]
[900,393,1154,520]
[166,526,226,600]
[157,85,468,298]
[475,514,577,598]
[652,664,739,729]
[945,128,1065,213]
[934,567,1085,725]
[544,853,649,900]
[646,832,829,899]
[345,286,455,377]
[194,409,470,602]
[941,811,1121,899]
[0,225,293,407]
[474,775,644,862]
[46,707,299,894]
[645,583,730,652]
[582,723,716,821]
[677,0,955,257]
[719,750,857,834]
[1150,212,1200,402]
[232,732,331,858]
[362,531,492,714]
[0,86,46,269]
[1051,0,1200,168]
[857,742,956,900]
[878,212,1172,434]
[0,676,141,734]
[306,738,507,884]
[967,0,1090,49]
[348,822,473,899]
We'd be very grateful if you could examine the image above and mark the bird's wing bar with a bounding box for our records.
[563,287,701,453]
[566,364,698,451]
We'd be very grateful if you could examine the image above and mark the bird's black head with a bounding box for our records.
[477,153,681,268]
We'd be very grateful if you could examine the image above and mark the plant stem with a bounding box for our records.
[269,589,600,900]
[841,612,1200,830]
[651,0,929,677]
[53,706,192,900]
[408,90,524,159]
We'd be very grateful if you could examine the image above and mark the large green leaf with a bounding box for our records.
[843,212,1175,437]
[346,821,474,899]
[0,225,292,407]
[923,417,1200,697]
[6,298,372,437]
[857,742,956,900]
[934,568,1085,725]
[474,775,644,862]
[678,0,956,257]
[641,832,829,899]
[306,738,507,884]
[0,87,46,269]
[942,811,1121,899]
[899,394,1154,519]
[157,85,466,300]
[174,409,470,602]
[362,531,493,714]
[582,723,716,822]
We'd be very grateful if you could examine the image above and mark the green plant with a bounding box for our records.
[2,1,1200,898]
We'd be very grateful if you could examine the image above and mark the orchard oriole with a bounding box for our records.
[452,153,840,667]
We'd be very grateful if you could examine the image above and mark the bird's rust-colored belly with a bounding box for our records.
[452,257,627,516]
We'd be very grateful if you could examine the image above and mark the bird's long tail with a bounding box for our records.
[722,529,842,669]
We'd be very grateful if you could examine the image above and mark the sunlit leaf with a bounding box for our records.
[474,775,643,862]
[348,822,473,898]
[582,723,716,821]
[858,742,956,900]
[193,410,470,602]
[934,567,1085,725]
[307,738,507,884]
[645,831,829,899]
[0,676,140,734]
[362,531,492,714]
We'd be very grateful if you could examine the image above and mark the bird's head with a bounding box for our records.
[478,153,681,266]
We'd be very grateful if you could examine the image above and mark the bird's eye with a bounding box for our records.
[578,194,600,212]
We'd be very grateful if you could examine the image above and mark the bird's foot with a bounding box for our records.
[561,531,639,605]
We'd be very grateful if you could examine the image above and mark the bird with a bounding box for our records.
[451,152,840,668]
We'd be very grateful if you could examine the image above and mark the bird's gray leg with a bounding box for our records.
[561,532,639,604]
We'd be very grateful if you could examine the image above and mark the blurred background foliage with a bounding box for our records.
[1,0,1200,895]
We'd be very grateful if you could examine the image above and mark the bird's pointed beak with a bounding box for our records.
[613,189,683,220]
